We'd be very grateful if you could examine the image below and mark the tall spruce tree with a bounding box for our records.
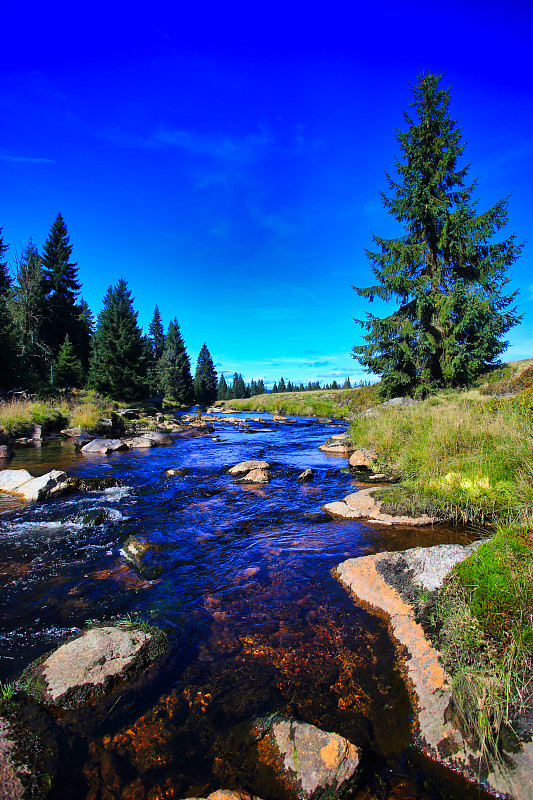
[89,278,148,400]
[149,305,165,360]
[217,373,228,400]
[12,238,48,385]
[54,334,83,388]
[158,318,194,405]
[353,73,523,398]
[41,213,91,366]
[0,227,18,389]
[194,344,218,405]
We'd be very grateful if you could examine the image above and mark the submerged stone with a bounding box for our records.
[253,716,361,799]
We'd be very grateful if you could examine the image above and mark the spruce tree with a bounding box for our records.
[0,228,18,389]
[89,278,148,400]
[231,373,246,399]
[194,343,218,405]
[149,305,165,360]
[158,318,194,405]
[41,213,86,357]
[353,73,523,398]
[217,373,228,400]
[54,335,83,388]
[278,377,286,392]
[12,238,48,385]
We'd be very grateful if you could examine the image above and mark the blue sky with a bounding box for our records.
[1,0,532,387]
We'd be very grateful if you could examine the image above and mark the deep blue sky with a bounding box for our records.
[1,0,531,386]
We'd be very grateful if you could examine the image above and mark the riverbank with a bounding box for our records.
[220,384,379,419]
[347,385,533,776]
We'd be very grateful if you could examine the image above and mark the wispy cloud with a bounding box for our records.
[0,154,55,164]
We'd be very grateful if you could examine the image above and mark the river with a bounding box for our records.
[0,412,489,800]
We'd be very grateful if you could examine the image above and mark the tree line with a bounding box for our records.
[0,217,219,404]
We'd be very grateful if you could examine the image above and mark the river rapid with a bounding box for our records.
[0,413,489,800]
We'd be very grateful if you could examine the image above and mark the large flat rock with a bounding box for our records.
[228,460,269,475]
[0,468,70,501]
[334,546,533,798]
[27,625,167,708]
[323,487,436,526]
[81,438,129,454]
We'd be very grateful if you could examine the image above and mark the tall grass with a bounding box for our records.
[0,393,116,437]
[223,385,379,420]
[350,396,533,524]
[353,390,533,764]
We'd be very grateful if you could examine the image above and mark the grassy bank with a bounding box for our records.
[349,384,533,763]
[0,393,117,439]
[221,384,379,419]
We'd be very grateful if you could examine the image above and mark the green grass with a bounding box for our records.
[221,384,379,420]
[349,380,533,765]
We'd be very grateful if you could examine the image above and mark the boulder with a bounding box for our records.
[323,487,437,526]
[0,718,27,800]
[236,468,269,484]
[349,449,378,469]
[316,417,333,423]
[0,468,70,501]
[122,536,164,578]
[130,431,174,445]
[122,436,157,449]
[61,426,82,438]
[23,625,167,709]
[165,468,188,477]
[228,460,270,475]
[0,445,14,460]
[252,716,361,799]
[318,440,353,455]
[81,438,129,455]
[297,468,314,483]
[16,470,69,501]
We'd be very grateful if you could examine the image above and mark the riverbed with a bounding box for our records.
[0,413,488,800]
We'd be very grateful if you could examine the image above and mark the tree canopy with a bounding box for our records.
[158,318,194,405]
[353,73,523,398]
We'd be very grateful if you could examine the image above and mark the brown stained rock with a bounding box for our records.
[348,448,378,469]
[27,625,166,709]
[228,460,270,475]
[236,468,269,484]
[323,488,436,526]
[184,792,263,800]
[0,719,26,800]
[253,716,361,799]
[334,552,533,798]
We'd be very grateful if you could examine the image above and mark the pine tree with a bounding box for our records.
[89,278,148,400]
[12,238,48,385]
[354,74,523,398]
[342,377,352,389]
[217,373,228,400]
[158,318,194,405]
[0,227,18,389]
[256,379,266,395]
[54,334,83,387]
[149,305,165,360]
[278,377,286,392]
[194,343,218,405]
[231,373,246,399]
[41,213,87,358]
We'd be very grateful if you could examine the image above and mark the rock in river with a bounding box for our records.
[236,468,270,484]
[23,625,167,709]
[80,438,129,455]
[297,468,314,482]
[323,487,437,526]
[252,716,361,800]
[228,460,270,475]
[0,468,70,501]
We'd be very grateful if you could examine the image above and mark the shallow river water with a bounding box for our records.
[0,413,490,800]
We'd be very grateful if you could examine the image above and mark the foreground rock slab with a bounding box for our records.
[24,625,167,709]
[253,716,361,800]
[334,545,533,799]
[323,487,437,526]
[0,468,70,501]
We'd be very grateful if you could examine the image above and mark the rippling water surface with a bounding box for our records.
[0,414,487,800]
